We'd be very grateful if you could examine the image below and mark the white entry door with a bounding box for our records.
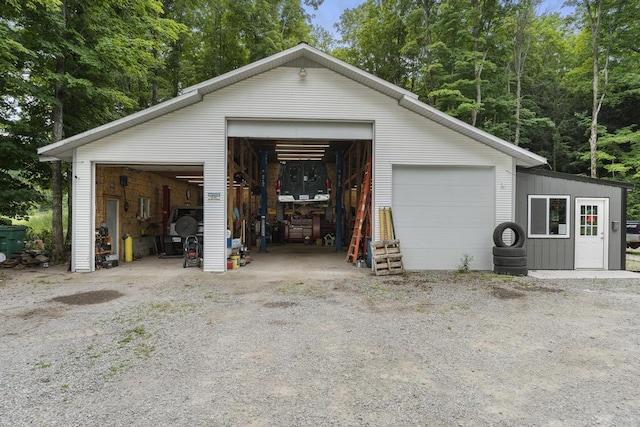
[575,198,608,269]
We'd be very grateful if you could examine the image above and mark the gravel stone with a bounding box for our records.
[1,262,639,426]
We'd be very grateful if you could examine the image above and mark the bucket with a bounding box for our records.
[230,255,240,269]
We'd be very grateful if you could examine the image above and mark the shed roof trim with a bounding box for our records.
[38,43,547,167]
[516,166,634,189]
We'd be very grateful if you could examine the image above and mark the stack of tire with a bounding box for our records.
[492,222,527,276]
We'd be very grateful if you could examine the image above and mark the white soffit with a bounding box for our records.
[227,120,373,140]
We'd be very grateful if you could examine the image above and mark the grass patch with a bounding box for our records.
[276,281,318,296]
[105,362,129,379]
[626,259,640,272]
[149,301,198,315]
[33,279,56,285]
[31,361,52,370]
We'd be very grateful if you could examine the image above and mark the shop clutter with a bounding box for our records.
[95,225,117,269]
[227,231,251,269]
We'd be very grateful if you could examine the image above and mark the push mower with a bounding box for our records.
[183,235,201,268]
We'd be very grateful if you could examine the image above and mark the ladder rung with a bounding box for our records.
[346,159,372,264]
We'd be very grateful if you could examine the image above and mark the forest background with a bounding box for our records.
[1,0,639,262]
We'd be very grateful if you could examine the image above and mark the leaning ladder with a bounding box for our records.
[346,160,372,264]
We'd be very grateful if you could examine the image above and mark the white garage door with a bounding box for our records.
[392,166,495,270]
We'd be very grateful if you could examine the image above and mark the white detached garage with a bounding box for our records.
[39,43,546,273]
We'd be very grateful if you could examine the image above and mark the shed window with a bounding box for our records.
[528,195,570,238]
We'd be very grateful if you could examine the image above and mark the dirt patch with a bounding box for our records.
[490,286,525,299]
[51,290,123,305]
[515,284,564,293]
[16,307,64,320]
[264,301,299,308]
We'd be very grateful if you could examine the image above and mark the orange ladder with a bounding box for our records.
[346,160,371,264]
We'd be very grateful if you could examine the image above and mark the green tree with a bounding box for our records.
[0,0,54,219]
[335,0,417,87]
[566,0,631,177]
[3,0,182,263]
[506,0,538,145]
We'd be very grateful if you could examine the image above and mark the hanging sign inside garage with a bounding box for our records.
[207,192,221,201]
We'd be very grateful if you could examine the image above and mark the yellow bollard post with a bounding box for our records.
[124,234,133,262]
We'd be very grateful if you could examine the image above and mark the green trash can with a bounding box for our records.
[0,225,28,258]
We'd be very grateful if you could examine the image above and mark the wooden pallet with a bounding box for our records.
[370,239,404,276]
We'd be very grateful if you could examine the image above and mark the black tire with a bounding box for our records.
[493,222,526,248]
[492,246,527,257]
[493,255,527,267]
[493,265,528,276]
[175,216,198,238]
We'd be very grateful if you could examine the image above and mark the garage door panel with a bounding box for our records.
[393,186,493,207]
[403,248,492,270]
[400,228,491,249]
[395,206,493,228]
[392,166,494,270]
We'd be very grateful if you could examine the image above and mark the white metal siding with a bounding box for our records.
[393,166,495,270]
[75,102,226,272]
[72,66,515,272]
[71,157,95,272]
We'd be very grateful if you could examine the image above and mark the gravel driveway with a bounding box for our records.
[1,259,639,426]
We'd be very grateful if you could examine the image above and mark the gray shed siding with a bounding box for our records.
[516,170,627,270]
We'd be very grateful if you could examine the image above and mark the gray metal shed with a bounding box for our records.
[515,167,633,270]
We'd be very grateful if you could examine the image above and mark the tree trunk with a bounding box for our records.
[66,168,72,250]
[589,67,599,179]
[51,61,65,264]
[472,50,488,128]
[586,0,603,178]
[514,70,522,146]
[512,2,533,146]
[51,0,66,265]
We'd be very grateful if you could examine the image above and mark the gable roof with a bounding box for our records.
[38,43,547,167]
